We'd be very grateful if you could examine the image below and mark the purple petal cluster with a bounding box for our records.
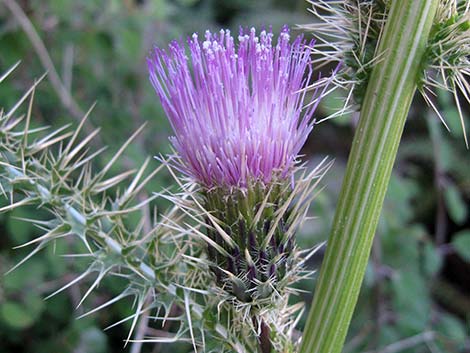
[148,26,319,189]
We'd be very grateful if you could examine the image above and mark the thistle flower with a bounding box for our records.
[148,26,321,189]
[148,27,330,352]
[148,26,326,300]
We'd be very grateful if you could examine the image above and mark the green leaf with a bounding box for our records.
[24,293,45,320]
[0,302,35,329]
[435,314,467,346]
[378,325,401,347]
[392,270,430,333]
[422,242,443,276]
[383,174,417,227]
[46,294,71,321]
[444,184,467,225]
[382,225,422,270]
[75,327,108,353]
[363,263,376,287]
[451,230,470,261]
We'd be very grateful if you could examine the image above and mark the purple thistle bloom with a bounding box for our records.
[148,26,320,189]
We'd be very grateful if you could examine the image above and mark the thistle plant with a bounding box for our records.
[299,1,470,353]
[6,0,468,351]
[1,25,331,353]
[147,26,331,352]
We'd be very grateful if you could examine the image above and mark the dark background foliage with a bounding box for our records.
[0,0,469,352]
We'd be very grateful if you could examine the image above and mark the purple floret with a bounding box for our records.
[148,26,320,189]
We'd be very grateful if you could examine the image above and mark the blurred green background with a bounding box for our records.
[0,0,469,352]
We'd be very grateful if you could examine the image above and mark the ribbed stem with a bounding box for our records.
[299,1,439,353]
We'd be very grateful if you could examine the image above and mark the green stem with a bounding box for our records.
[299,1,439,352]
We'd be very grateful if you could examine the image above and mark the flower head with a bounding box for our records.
[148,26,320,189]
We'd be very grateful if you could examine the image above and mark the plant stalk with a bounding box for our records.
[299,1,439,352]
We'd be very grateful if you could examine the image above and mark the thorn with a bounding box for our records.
[44,269,91,300]
[77,290,130,320]
[0,61,21,83]
[184,289,198,353]
[5,73,47,119]
[5,242,45,275]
